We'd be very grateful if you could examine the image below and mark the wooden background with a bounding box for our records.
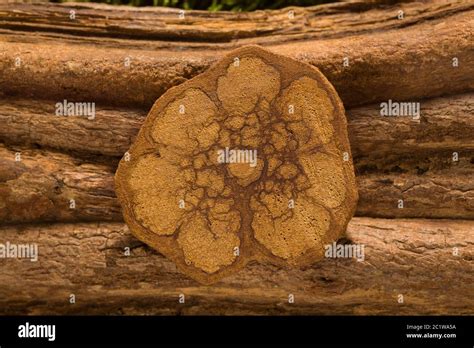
[0,0,473,315]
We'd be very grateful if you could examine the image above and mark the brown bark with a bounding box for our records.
[0,97,147,157]
[0,1,472,316]
[0,1,472,108]
[1,144,473,224]
[1,1,470,43]
[0,218,472,315]
[1,94,473,160]
[357,169,474,219]
[348,93,474,164]
[0,145,120,223]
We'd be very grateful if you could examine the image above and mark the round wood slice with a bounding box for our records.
[115,45,358,284]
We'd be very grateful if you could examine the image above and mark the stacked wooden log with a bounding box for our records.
[0,0,473,314]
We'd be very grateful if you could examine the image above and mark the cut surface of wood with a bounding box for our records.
[114,45,358,284]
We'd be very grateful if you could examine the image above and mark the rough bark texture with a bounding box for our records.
[0,97,147,157]
[1,94,472,160]
[0,1,473,108]
[0,218,472,315]
[1,144,473,224]
[347,94,474,164]
[0,0,473,315]
[0,144,120,224]
[1,1,470,43]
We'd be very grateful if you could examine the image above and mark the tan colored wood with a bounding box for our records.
[114,45,358,284]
